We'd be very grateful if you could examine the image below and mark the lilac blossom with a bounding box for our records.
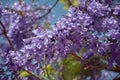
[21,0,120,67]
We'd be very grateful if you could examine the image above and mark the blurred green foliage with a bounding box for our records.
[60,55,81,80]
[19,70,31,77]
[59,0,79,10]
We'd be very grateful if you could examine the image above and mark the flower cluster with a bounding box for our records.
[0,1,52,79]
[2,1,52,50]
[23,0,120,66]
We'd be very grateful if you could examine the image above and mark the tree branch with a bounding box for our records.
[0,21,15,51]
[68,0,72,6]
[38,0,59,19]
[70,53,88,66]
[70,53,120,73]
[45,64,51,80]
[23,69,41,80]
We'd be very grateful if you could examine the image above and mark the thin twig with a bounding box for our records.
[113,73,120,80]
[70,53,120,72]
[68,0,72,6]
[70,53,88,66]
[45,64,51,80]
[0,21,15,50]
[23,69,41,80]
[43,55,51,80]
[38,0,59,19]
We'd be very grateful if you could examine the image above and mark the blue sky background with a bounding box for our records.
[1,0,67,24]
[1,0,120,24]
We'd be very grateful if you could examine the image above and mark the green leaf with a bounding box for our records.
[19,70,31,77]
[59,0,66,3]
[59,0,79,10]
[63,5,69,10]
[43,21,51,29]
[33,24,38,29]
[72,0,79,6]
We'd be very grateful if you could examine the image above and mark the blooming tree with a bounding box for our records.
[0,0,120,80]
